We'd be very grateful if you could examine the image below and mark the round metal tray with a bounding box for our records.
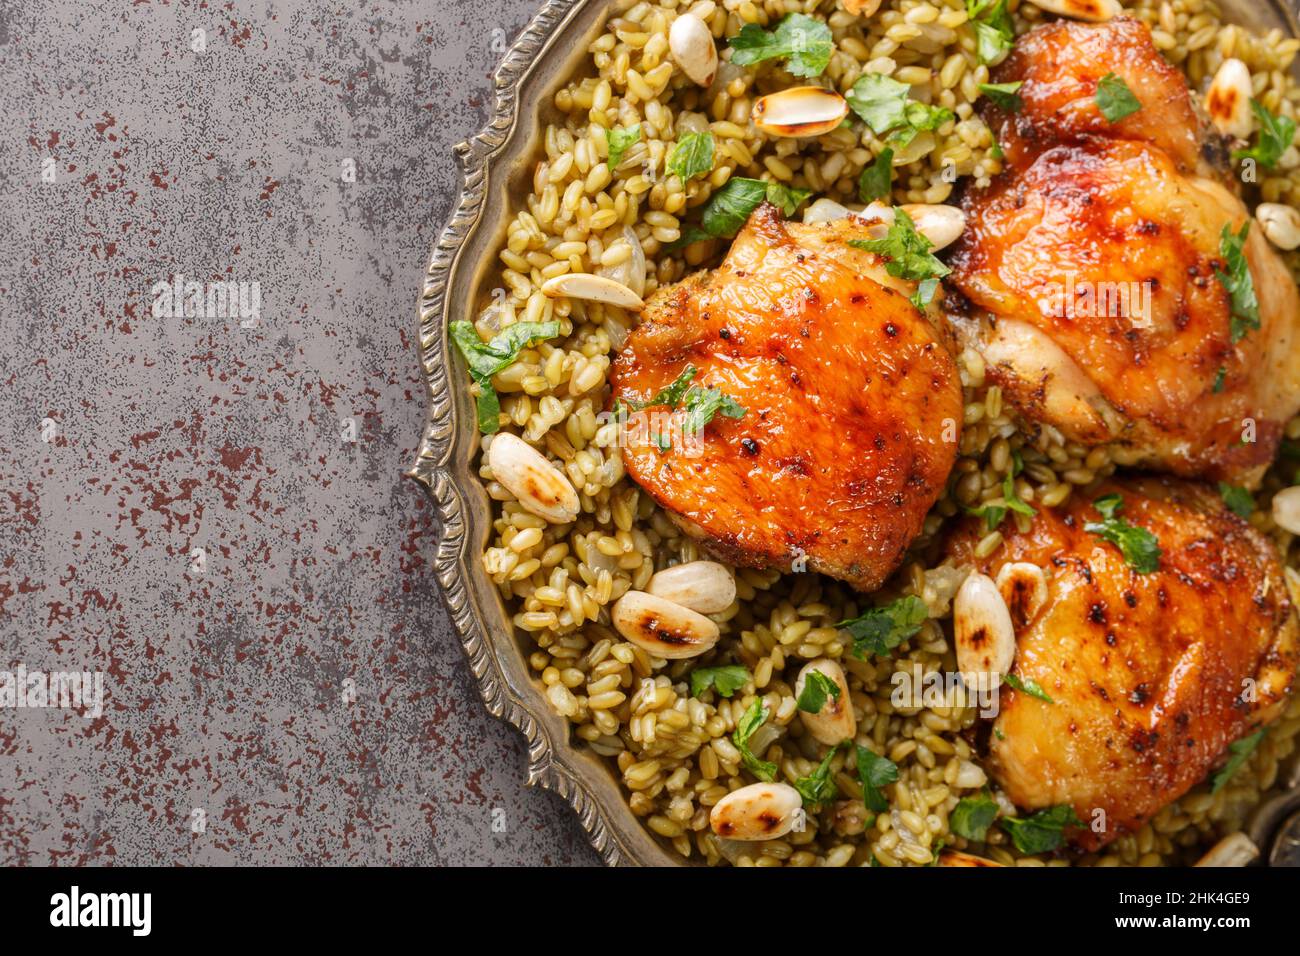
[409,0,1300,866]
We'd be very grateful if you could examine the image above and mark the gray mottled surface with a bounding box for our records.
[0,0,599,865]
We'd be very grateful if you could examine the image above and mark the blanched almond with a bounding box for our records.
[1026,0,1120,21]
[751,86,849,139]
[938,849,1004,867]
[669,13,718,87]
[900,203,966,251]
[994,562,1049,631]
[794,659,856,745]
[709,782,803,840]
[540,272,644,311]
[1272,486,1300,535]
[487,432,580,523]
[1257,202,1300,251]
[954,571,1016,680]
[1205,59,1254,139]
[646,560,736,614]
[1195,832,1259,867]
[610,590,720,659]
[840,0,882,16]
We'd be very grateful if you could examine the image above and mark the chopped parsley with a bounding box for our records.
[1003,672,1054,704]
[450,320,561,433]
[1218,482,1255,518]
[606,125,641,169]
[858,147,895,203]
[796,669,842,714]
[1084,493,1162,574]
[689,664,751,699]
[667,130,714,182]
[619,363,747,441]
[1233,100,1297,170]
[856,745,899,813]
[979,80,1023,112]
[838,594,928,659]
[671,177,813,247]
[911,276,941,312]
[1212,365,1227,393]
[794,742,845,808]
[968,0,1014,66]
[1215,221,1261,343]
[1000,804,1083,854]
[846,74,954,148]
[1211,728,1266,793]
[733,699,778,782]
[728,13,834,78]
[1095,73,1142,123]
[848,207,952,283]
[950,793,999,841]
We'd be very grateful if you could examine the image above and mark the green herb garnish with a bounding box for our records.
[838,595,928,659]
[622,363,746,437]
[856,746,899,813]
[764,182,813,218]
[1215,221,1260,343]
[968,0,1013,66]
[733,699,778,782]
[796,669,842,714]
[689,665,751,699]
[1003,672,1054,704]
[728,13,834,78]
[450,320,561,433]
[667,130,714,182]
[795,742,845,808]
[1233,101,1297,170]
[606,125,641,169]
[848,208,952,283]
[1212,365,1227,394]
[1095,73,1142,123]
[950,793,999,841]
[1211,728,1266,793]
[858,147,895,203]
[979,80,1023,112]
[1218,482,1255,518]
[1000,805,1083,854]
[847,74,954,147]
[1084,493,1162,574]
[910,277,941,312]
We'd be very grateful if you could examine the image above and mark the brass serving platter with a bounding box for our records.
[409,0,1300,866]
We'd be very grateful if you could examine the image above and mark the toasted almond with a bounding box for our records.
[751,86,849,139]
[1194,832,1259,867]
[840,0,883,15]
[937,849,1004,867]
[994,562,1049,631]
[1257,202,1300,251]
[610,590,720,659]
[540,272,644,311]
[669,13,718,87]
[646,560,736,614]
[794,659,856,745]
[802,197,854,225]
[954,571,1016,680]
[1205,59,1254,140]
[1025,0,1120,21]
[486,432,580,524]
[900,203,967,251]
[709,782,804,840]
[1272,486,1300,535]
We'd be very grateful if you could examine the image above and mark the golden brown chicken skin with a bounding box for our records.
[610,203,963,592]
[948,19,1300,486]
[945,478,1299,851]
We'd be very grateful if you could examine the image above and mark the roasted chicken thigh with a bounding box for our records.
[945,477,1299,850]
[948,18,1300,486]
[610,204,963,591]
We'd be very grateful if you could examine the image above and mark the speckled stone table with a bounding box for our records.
[0,0,599,865]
